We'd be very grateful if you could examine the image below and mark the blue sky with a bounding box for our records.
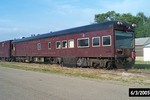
[0,0,150,41]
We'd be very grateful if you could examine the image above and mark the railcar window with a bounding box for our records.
[2,43,4,47]
[68,39,74,48]
[115,31,134,48]
[78,38,89,48]
[37,43,41,50]
[48,42,51,49]
[92,37,100,47]
[62,40,67,48]
[102,36,111,46]
[12,44,15,51]
[56,41,61,49]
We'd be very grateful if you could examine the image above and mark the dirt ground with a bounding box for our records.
[1,62,150,86]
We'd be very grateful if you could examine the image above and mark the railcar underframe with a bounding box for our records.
[12,55,134,69]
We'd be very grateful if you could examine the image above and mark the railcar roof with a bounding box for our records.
[12,20,131,43]
[0,40,12,43]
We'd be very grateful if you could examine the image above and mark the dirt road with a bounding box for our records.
[0,67,149,100]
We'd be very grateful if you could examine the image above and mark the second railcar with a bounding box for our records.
[0,40,12,61]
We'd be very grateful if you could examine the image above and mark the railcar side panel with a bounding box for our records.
[12,29,114,58]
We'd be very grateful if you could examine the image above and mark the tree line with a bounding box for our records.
[94,11,150,38]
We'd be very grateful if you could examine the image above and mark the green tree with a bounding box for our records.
[135,12,150,37]
[94,11,150,38]
[95,11,120,22]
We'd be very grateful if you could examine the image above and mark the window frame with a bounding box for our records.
[92,36,100,47]
[77,38,90,48]
[56,41,61,49]
[12,44,15,51]
[102,35,111,46]
[2,43,4,47]
[68,39,74,48]
[62,40,67,49]
[37,43,41,50]
[48,42,51,49]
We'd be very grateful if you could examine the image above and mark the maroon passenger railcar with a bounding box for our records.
[12,21,136,69]
[0,40,12,61]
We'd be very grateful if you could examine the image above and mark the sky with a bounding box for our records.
[0,0,150,41]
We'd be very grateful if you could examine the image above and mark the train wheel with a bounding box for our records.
[77,58,82,67]
[60,61,64,67]
[106,62,113,69]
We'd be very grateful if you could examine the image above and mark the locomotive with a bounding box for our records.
[0,20,136,69]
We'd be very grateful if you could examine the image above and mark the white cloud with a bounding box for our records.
[0,26,25,37]
[52,4,100,27]
[0,18,21,33]
[0,19,10,23]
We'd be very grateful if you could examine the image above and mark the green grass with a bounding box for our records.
[0,62,100,78]
[134,61,150,70]
[0,62,64,74]
[0,62,150,86]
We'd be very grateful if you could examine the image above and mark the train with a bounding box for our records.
[0,20,136,69]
